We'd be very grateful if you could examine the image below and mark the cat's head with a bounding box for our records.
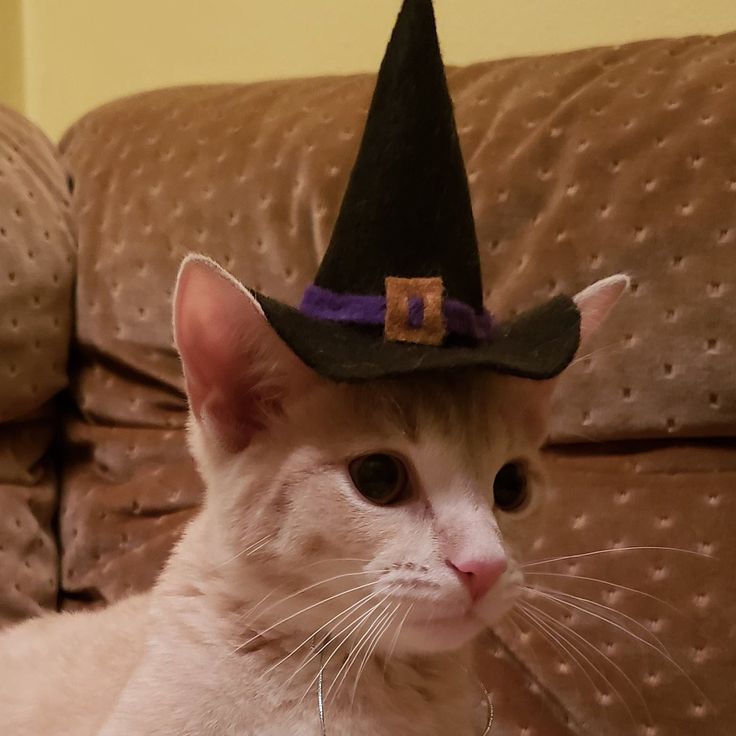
[174,256,626,656]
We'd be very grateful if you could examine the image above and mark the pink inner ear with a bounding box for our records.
[174,259,285,452]
[574,274,629,349]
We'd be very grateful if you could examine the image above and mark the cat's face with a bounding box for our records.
[175,256,626,658]
[193,372,543,655]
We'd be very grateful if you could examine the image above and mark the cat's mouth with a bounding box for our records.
[396,606,483,652]
[406,607,478,632]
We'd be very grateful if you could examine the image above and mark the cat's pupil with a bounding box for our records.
[349,453,407,505]
[493,461,528,511]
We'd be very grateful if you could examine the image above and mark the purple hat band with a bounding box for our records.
[299,284,495,342]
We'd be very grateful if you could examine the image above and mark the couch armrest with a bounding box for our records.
[0,104,75,626]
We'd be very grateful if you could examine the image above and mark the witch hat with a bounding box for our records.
[250,0,580,381]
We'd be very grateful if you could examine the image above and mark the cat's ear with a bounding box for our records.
[173,255,317,452]
[573,273,630,353]
[501,274,629,441]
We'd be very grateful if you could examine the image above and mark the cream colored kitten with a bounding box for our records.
[0,257,627,736]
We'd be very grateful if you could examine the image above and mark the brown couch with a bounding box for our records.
[1,31,735,735]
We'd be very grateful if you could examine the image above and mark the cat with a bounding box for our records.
[0,255,627,736]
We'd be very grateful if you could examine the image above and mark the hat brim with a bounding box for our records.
[251,291,580,382]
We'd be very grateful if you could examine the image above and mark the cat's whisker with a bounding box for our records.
[568,340,620,368]
[298,595,392,707]
[350,603,400,705]
[337,603,396,706]
[519,600,651,725]
[513,607,614,709]
[324,593,395,703]
[523,545,714,568]
[233,557,371,627]
[260,587,387,681]
[279,587,390,691]
[506,611,546,674]
[515,605,645,733]
[526,586,675,665]
[524,584,671,657]
[263,590,382,679]
[524,586,711,706]
[213,533,274,568]
[230,577,382,658]
[524,570,690,619]
[327,611,387,707]
[234,567,381,628]
[238,568,381,625]
[238,536,274,558]
[234,587,282,633]
[383,603,413,677]
[291,610,378,707]
[301,558,373,568]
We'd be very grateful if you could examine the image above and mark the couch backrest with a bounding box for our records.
[0,103,74,625]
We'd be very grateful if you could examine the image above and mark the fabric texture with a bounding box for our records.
[0,103,74,625]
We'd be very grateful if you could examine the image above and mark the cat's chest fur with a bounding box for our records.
[101,605,480,736]
[68,508,478,736]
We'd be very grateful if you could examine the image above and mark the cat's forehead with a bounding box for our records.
[298,371,510,448]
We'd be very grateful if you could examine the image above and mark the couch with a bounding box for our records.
[1,30,734,735]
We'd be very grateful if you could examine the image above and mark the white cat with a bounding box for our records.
[0,256,627,735]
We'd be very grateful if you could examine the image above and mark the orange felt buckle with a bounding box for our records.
[384,276,446,345]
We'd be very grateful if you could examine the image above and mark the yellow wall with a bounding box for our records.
[0,0,24,113]
[6,0,736,140]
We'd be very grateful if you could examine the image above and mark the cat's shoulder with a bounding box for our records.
[0,594,152,736]
[0,592,150,649]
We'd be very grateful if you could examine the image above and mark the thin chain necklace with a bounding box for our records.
[314,641,494,735]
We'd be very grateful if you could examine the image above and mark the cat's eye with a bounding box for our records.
[348,454,409,506]
[493,461,528,512]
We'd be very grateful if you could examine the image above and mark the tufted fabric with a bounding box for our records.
[0,104,74,624]
[497,443,734,735]
[0,28,731,736]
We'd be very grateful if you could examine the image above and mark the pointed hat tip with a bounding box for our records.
[394,0,438,32]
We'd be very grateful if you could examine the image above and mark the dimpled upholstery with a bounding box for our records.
[498,444,734,735]
[0,104,74,624]
[0,29,734,736]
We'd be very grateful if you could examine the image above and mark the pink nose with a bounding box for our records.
[448,557,507,602]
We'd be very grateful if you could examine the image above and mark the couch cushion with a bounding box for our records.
[496,442,733,736]
[0,104,74,625]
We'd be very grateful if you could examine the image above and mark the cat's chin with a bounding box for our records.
[394,611,485,654]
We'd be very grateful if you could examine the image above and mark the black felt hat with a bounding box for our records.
[251,0,580,381]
